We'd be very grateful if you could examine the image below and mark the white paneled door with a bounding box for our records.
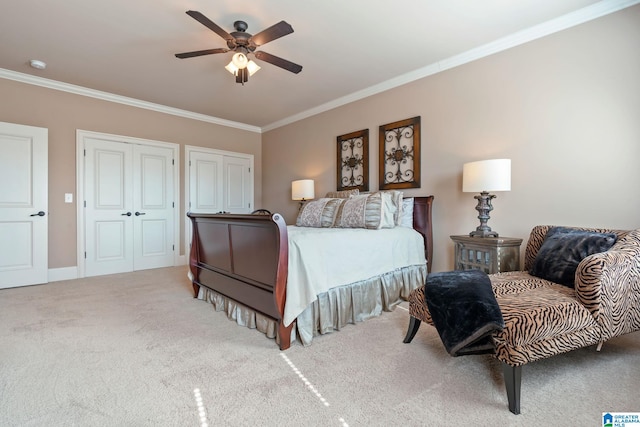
[185,147,253,254]
[188,150,224,214]
[84,137,174,277]
[223,155,252,214]
[0,122,48,289]
[187,150,252,214]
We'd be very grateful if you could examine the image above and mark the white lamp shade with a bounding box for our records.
[462,159,511,192]
[292,179,315,200]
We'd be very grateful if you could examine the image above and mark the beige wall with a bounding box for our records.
[262,6,640,272]
[2,6,638,274]
[0,79,261,269]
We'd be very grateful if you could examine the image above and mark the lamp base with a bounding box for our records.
[469,229,499,238]
[469,191,499,238]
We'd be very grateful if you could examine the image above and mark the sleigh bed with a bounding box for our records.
[188,194,433,350]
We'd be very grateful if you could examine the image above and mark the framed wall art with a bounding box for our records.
[336,129,369,191]
[379,116,421,189]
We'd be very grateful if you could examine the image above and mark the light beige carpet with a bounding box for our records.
[1,266,638,426]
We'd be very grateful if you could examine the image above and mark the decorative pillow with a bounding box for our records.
[325,189,359,198]
[380,190,404,225]
[400,197,414,228]
[530,227,617,287]
[334,192,395,229]
[379,192,397,228]
[296,198,344,228]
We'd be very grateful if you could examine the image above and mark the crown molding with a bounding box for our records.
[262,0,639,132]
[0,68,261,133]
[2,0,636,134]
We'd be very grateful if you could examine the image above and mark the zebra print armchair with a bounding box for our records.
[405,225,640,414]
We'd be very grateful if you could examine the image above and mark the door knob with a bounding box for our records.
[135,212,146,216]
[121,212,132,216]
[30,211,45,217]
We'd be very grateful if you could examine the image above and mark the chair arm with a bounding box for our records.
[575,229,640,339]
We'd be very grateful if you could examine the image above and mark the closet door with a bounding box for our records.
[185,146,254,254]
[84,138,134,277]
[223,155,252,213]
[132,144,174,270]
[188,151,224,214]
[84,138,174,277]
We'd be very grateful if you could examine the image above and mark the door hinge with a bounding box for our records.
[84,149,86,156]
[248,167,251,173]
[84,251,86,259]
[172,245,175,251]
[172,202,174,208]
[84,201,86,208]
[172,159,174,165]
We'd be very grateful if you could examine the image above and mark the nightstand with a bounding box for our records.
[451,235,523,274]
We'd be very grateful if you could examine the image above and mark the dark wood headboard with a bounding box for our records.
[412,196,434,272]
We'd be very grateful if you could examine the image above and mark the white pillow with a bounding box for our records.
[379,192,397,228]
[400,198,414,228]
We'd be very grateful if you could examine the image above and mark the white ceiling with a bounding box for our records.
[0,0,633,131]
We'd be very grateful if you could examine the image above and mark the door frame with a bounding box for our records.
[76,130,180,278]
[183,145,254,260]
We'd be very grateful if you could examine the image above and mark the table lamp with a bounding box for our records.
[462,159,511,237]
[291,179,315,208]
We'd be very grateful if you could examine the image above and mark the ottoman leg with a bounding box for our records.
[403,316,422,343]
[502,363,522,414]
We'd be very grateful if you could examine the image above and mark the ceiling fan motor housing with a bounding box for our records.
[227,21,256,52]
[233,20,248,32]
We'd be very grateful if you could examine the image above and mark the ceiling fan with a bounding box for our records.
[175,10,302,84]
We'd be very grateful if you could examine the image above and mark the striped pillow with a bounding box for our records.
[325,189,360,198]
[296,198,344,227]
[334,192,396,229]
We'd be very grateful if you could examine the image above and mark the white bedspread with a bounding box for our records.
[283,225,426,326]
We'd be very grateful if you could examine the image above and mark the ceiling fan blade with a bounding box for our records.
[175,48,229,59]
[254,51,302,74]
[250,21,294,46]
[186,10,234,42]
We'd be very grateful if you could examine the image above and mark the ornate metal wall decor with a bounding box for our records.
[337,129,369,191]
[379,116,421,189]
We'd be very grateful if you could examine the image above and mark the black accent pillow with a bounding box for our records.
[530,227,617,287]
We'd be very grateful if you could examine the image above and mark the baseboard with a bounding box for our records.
[48,266,79,282]
[48,260,186,283]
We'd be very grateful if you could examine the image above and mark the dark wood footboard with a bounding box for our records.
[188,212,293,350]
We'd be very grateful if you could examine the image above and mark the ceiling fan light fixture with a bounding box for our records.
[226,58,260,85]
[231,52,248,69]
[246,60,260,76]
[225,61,239,75]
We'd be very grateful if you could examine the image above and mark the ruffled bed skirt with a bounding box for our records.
[196,264,427,347]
